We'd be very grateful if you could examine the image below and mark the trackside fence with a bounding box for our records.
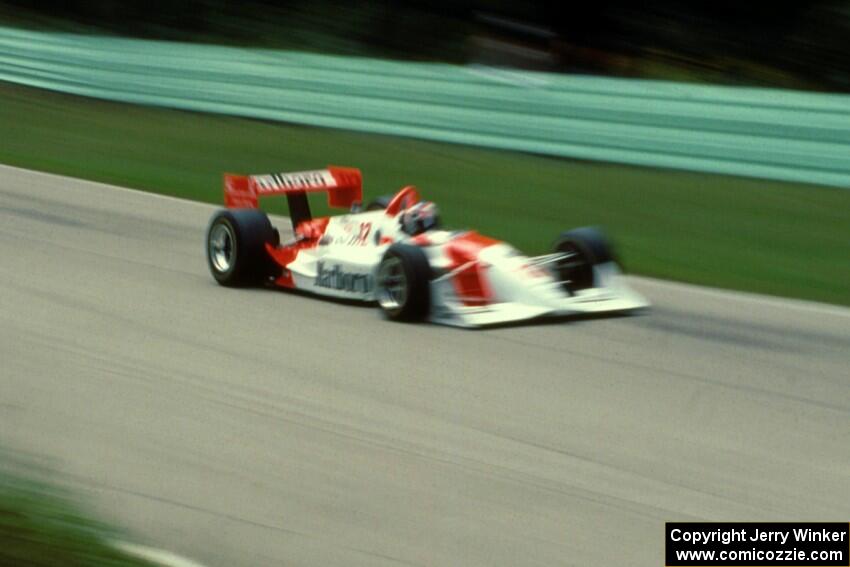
[1,26,849,187]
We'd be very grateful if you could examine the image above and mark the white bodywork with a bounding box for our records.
[281,208,648,328]
[428,245,648,328]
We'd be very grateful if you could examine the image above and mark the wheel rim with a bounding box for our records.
[377,256,408,313]
[209,222,235,273]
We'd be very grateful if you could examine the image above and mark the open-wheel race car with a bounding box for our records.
[205,166,647,328]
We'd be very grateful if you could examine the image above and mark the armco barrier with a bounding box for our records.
[1,25,849,187]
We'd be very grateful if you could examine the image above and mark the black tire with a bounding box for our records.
[365,195,394,211]
[206,209,278,287]
[375,244,431,322]
[553,226,614,292]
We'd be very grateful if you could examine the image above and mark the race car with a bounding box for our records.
[205,166,647,327]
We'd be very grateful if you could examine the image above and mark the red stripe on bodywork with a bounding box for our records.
[445,232,499,306]
[385,186,420,216]
[265,217,331,288]
[295,217,330,240]
[273,268,296,288]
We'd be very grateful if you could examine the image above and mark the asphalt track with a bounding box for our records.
[1,164,848,566]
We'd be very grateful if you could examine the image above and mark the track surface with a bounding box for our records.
[1,165,848,566]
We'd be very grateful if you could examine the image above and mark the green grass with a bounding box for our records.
[1,81,848,306]
[0,466,153,566]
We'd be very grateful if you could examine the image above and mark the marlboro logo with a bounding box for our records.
[314,262,373,293]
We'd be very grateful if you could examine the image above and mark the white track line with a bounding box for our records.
[112,541,209,567]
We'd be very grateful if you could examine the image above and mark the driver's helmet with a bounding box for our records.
[400,201,440,235]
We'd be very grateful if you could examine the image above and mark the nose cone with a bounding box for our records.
[478,246,564,307]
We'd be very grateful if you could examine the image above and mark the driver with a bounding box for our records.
[400,201,440,235]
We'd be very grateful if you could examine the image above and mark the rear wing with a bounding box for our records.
[224,166,362,226]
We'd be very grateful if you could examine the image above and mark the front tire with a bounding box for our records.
[375,244,431,322]
[206,209,277,287]
[553,226,614,292]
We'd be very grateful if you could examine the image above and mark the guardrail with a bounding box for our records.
[1,25,849,188]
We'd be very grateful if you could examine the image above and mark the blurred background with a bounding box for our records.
[1,0,849,91]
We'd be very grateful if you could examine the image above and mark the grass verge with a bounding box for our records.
[0,467,154,566]
[1,81,848,306]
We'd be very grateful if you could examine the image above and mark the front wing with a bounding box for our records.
[427,263,648,328]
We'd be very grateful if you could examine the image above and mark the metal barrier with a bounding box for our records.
[1,25,849,187]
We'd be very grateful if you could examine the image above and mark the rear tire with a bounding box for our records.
[206,209,277,287]
[553,226,614,292]
[375,244,431,321]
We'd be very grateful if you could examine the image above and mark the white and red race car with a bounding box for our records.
[205,166,647,327]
